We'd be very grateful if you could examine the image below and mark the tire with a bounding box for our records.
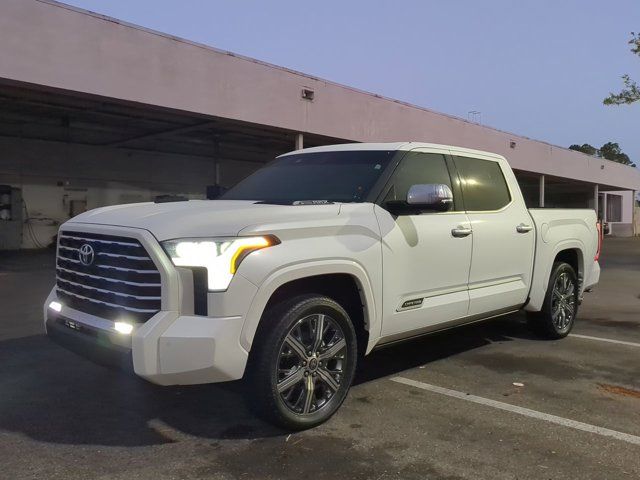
[247,294,358,430]
[527,262,579,339]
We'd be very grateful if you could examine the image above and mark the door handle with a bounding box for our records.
[516,223,533,233]
[451,226,472,237]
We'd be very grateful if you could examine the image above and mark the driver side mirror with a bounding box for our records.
[406,184,453,212]
[385,184,453,215]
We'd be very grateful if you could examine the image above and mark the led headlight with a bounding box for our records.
[162,236,279,291]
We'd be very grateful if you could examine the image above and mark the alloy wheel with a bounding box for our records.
[551,271,576,331]
[276,314,347,415]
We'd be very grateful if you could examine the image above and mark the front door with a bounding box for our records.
[375,149,472,339]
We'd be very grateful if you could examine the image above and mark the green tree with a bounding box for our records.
[569,142,636,168]
[569,144,598,155]
[604,32,640,105]
[599,142,635,167]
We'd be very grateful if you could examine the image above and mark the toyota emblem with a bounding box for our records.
[78,243,95,266]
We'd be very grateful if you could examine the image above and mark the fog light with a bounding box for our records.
[114,321,134,335]
[49,301,62,312]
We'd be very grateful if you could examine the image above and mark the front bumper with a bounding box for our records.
[46,313,134,371]
[45,288,250,385]
[45,222,256,386]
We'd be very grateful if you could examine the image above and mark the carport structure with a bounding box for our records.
[0,79,341,191]
[1,0,639,248]
[0,77,342,247]
[1,82,306,164]
[0,81,340,169]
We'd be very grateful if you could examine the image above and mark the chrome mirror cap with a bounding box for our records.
[406,184,453,211]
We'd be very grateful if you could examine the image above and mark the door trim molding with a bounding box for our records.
[376,305,522,347]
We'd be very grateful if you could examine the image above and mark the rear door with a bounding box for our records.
[375,148,472,339]
[452,154,535,316]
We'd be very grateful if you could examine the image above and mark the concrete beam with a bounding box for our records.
[107,121,217,147]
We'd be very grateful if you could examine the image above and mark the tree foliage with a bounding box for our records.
[599,142,634,166]
[569,144,598,156]
[604,32,640,105]
[569,142,636,168]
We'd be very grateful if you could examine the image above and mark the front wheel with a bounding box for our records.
[527,261,579,339]
[248,294,358,430]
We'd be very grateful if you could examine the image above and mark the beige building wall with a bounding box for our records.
[1,0,639,191]
[1,0,639,246]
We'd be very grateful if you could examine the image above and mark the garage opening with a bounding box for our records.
[0,81,346,248]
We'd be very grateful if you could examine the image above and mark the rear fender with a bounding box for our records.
[526,239,585,311]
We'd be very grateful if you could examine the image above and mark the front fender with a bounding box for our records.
[238,259,379,354]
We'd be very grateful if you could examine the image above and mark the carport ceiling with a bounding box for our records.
[514,169,631,192]
[0,81,347,163]
[544,174,628,192]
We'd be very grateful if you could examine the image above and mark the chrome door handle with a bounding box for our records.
[516,223,533,233]
[451,226,472,237]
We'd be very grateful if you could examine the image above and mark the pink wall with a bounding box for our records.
[1,0,639,191]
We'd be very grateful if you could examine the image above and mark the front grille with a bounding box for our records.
[56,231,161,323]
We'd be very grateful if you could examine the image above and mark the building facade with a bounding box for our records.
[0,0,638,248]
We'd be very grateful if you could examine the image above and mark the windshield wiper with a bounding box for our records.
[254,200,335,206]
[292,200,334,205]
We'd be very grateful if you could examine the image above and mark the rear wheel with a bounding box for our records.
[527,262,579,339]
[248,294,357,430]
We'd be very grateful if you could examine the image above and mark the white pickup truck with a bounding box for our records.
[44,142,601,429]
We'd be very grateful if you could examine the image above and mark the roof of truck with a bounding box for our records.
[279,142,505,161]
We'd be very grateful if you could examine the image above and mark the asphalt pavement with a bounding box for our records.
[1,237,638,479]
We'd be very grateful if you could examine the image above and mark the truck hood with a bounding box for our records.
[68,200,342,241]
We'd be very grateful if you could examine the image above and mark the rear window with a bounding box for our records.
[454,156,511,211]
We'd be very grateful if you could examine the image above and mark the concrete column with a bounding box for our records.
[213,138,221,184]
[539,175,545,207]
[594,184,599,213]
[633,190,637,236]
[295,133,304,150]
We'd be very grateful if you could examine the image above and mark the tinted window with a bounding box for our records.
[383,152,453,205]
[222,150,396,203]
[454,156,511,211]
[607,194,622,222]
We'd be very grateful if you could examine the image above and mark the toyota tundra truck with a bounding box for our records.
[44,142,601,429]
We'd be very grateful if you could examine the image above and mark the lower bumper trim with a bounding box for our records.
[46,314,133,372]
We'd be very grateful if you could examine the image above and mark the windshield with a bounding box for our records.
[221,150,396,204]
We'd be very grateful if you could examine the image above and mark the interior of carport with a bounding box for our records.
[0,80,345,248]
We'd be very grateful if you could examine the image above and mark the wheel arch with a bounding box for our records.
[553,248,583,283]
[526,240,586,312]
[239,260,379,355]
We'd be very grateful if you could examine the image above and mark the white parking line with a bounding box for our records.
[391,376,640,446]
[569,333,640,348]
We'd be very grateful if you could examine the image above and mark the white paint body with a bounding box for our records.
[44,143,600,385]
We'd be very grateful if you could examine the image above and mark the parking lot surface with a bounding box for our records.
[1,237,639,479]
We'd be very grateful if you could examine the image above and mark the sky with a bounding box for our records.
[62,0,640,162]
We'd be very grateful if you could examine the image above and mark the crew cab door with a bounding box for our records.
[375,149,472,339]
[451,154,535,316]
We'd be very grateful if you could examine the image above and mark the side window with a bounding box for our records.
[383,152,454,206]
[454,156,511,211]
